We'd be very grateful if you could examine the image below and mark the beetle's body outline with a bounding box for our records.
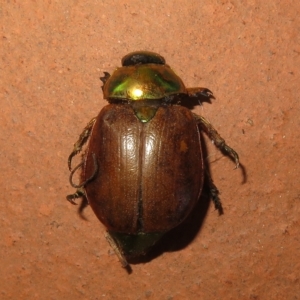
[67,51,239,268]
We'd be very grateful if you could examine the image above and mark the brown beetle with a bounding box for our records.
[67,51,239,268]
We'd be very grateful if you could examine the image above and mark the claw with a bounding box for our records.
[187,87,213,98]
[100,72,111,85]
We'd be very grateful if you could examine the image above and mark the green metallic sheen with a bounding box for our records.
[108,231,165,258]
[130,100,161,123]
[103,64,187,101]
[133,105,158,123]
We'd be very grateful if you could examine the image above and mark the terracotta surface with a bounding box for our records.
[1,1,299,299]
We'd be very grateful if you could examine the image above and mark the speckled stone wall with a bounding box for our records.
[1,1,299,299]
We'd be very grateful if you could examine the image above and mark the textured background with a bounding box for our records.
[1,1,299,299]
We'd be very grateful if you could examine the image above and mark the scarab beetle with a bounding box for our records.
[67,51,239,268]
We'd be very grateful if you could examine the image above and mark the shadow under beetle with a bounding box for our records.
[67,51,239,268]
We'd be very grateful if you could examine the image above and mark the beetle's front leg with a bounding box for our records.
[68,117,96,171]
[100,71,111,86]
[187,87,213,99]
[194,114,239,168]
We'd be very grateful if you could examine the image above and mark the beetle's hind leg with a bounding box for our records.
[105,232,129,268]
[68,117,97,171]
[194,114,239,168]
[205,171,223,215]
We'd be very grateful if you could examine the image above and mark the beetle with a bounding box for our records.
[67,51,239,268]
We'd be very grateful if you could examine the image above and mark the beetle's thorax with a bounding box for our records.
[103,64,187,101]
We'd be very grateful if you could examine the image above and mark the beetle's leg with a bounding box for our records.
[100,72,111,86]
[187,87,213,99]
[194,114,239,168]
[205,170,223,214]
[66,153,98,204]
[78,196,89,217]
[69,153,98,188]
[66,187,86,205]
[105,232,129,268]
[68,118,96,171]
